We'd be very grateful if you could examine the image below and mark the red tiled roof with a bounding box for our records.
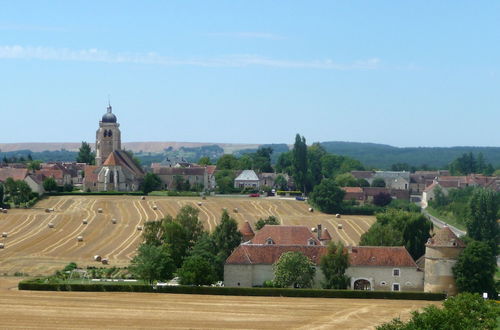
[205,165,216,175]
[348,246,417,267]
[342,187,363,193]
[36,168,65,180]
[240,221,255,241]
[251,225,320,245]
[426,226,465,248]
[226,245,327,265]
[0,168,28,182]
[102,151,144,176]
[84,165,99,183]
[320,228,332,241]
[103,152,119,166]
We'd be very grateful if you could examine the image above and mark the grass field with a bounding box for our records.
[0,195,375,276]
[0,277,437,329]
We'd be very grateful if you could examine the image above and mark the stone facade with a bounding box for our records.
[95,104,122,167]
[347,266,424,292]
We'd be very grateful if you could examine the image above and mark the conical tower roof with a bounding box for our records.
[426,226,465,248]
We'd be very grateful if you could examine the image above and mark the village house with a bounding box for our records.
[351,171,410,190]
[342,186,410,204]
[0,167,45,194]
[234,170,260,189]
[152,166,208,190]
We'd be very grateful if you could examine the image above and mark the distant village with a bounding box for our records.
[0,105,497,297]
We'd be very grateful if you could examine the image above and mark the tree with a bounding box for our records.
[320,241,349,289]
[129,244,175,284]
[453,241,497,298]
[252,147,273,173]
[178,255,217,286]
[141,172,162,194]
[359,223,403,246]
[0,183,4,206]
[467,189,500,254]
[215,169,236,194]
[197,156,212,166]
[334,173,358,187]
[76,141,95,165]
[162,219,190,268]
[309,178,345,214]
[292,134,308,193]
[273,251,316,288]
[175,205,204,247]
[306,143,326,191]
[373,192,392,207]
[274,174,288,191]
[216,154,239,170]
[360,210,432,260]
[43,177,58,192]
[255,216,280,230]
[377,293,500,330]
[212,210,242,261]
[371,178,386,187]
[27,160,41,172]
[275,151,293,175]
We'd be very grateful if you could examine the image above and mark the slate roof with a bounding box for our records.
[426,226,465,248]
[235,170,259,181]
[351,171,375,180]
[154,167,206,176]
[251,225,320,245]
[348,246,418,267]
[0,168,28,182]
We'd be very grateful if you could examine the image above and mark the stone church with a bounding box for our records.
[83,104,144,192]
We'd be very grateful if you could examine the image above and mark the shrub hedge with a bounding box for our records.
[276,191,303,196]
[18,280,445,301]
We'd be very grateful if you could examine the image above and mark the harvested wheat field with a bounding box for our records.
[0,277,436,329]
[0,195,375,276]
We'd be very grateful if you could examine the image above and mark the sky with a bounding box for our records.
[1,1,500,147]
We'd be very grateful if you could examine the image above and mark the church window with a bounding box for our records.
[103,130,108,137]
[108,130,112,137]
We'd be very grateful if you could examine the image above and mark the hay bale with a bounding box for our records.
[152,205,157,210]
[2,232,7,238]
[141,196,146,200]
[337,223,343,229]
[137,225,143,231]
[77,235,83,242]
[311,227,317,233]
[308,207,314,212]
[335,214,341,218]
[197,202,202,206]
[233,208,238,213]
[1,209,7,213]
[97,208,103,213]
[48,223,54,228]
[45,208,51,213]
[49,208,54,212]
[0,243,4,249]
[101,258,109,265]
[112,218,117,224]
[82,219,88,224]
[93,255,102,262]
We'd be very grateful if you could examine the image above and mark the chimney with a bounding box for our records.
[317,224,322,240]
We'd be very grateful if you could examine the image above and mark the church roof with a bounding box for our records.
[102,105,117,123]
[426,226,465,248]
[102,150,144,176]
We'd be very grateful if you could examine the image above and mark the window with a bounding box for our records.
[393,268,400,276]
[380,281,387,286]
[392,283,400,291]
[266,237,275,245]
[307,238,317,246]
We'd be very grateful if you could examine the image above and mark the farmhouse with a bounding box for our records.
[225,225,463,293]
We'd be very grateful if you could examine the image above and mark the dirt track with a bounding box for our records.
[0,196,375,276]
[0,277,436,329]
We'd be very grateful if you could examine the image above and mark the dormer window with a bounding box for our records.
[307,238,317,246]
[265,237,275,245]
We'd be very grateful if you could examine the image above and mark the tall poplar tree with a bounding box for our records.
[292,134,308,193]
[76,141,95,165]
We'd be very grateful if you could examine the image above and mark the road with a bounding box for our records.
[422,209,466,237]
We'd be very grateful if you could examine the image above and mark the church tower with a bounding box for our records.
[95,103,121,166]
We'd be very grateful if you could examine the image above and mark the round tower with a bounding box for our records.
[424,226,465,296]
[95,103,121,166]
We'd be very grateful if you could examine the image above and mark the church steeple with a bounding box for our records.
[95,103,121,166]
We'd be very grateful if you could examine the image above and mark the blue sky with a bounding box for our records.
[1,1,500,147]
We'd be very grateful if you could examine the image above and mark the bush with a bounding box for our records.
[18,280,445,300]
[276,190,302,196]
